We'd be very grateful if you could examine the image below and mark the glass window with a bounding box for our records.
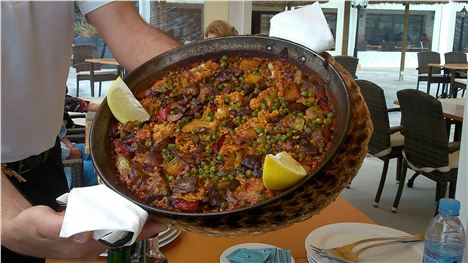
[252,6,338,47]
[452,11,468,52]
[252,11,278,34]
[149,1,204,44]
[358,9,435,52]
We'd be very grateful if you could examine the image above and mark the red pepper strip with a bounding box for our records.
[172,199,199,212]
[157,108,170,121]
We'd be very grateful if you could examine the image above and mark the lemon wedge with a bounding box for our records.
[107,76,150,124]
[262,151,307,190]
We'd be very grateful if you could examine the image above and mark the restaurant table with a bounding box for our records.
[46,196,374,263]
[427,63,468,98]
[85,58,125,78]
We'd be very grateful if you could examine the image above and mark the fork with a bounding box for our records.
[309,232,424,263]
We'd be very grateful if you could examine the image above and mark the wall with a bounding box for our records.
[204,1,229,30]
[229,1,252,35]
[455,94,468,260]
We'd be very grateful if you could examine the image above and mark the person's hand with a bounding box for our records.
[87,102,100,112]
[68,145,82,160]
[2,205,107,260]
[138,217,168,240]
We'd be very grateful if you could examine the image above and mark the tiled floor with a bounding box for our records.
[65,66,444,234]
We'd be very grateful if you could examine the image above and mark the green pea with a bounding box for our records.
[239,76,244,82]
[211,133,218,140]
[221,119,228,127]
[301,91,308,97]
[265,144,272,151]
[145,140,153,148]
[245,170,253,178]
[207,114,213,122]
[167,143,176,150]
[281,134,288,141]
[204,135,211,142]
[306,102,313,108]
[167,176,174,181]
[255,127,264,134]
[224,97,231,104]
[252,142,258,147]
[194,137,200,143]
[216,155,224,161]
[297,152,305,160]
[191,167,198,174]
[252,110,259,117]
[327,112,334,119]
[209,166,217,173]
[205,148,213,154]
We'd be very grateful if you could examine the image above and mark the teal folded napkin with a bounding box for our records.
[227,247,291,263]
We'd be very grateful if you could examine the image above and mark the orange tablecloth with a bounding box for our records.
[47,197,373,263]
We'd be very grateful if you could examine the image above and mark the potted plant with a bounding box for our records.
[73,19,99,47]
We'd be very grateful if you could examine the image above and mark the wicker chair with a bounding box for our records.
[393,89,460,213]
[334,55,359,79]
[62,129,85,189]
[72,45,118,97]
[416,51,448,96]
[357,80,404,208]
[444,51,467,98]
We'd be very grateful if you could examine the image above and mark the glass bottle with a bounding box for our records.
[107,246,132,263]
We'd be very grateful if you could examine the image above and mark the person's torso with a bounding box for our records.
[1,1,74,162]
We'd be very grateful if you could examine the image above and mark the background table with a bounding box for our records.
[85,58,125,78]
[427,63,468,98]
[47,197,373,263]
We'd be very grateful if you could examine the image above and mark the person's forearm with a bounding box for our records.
[1,173,31,221]
[1,173,32,247]
[86,2,181,72]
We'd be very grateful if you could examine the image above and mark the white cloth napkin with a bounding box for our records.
[57,184,148,246]
[269,2,334,53]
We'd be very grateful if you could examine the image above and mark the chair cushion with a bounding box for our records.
[403,150,458,173]
[454,78,467,85]
[418,73,444,77]
[449,151,459,169]
[76,69,118,76]
[390,131,404,147]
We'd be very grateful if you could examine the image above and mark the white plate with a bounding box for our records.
[100,229,181,256]
[305,223,424,263]
[159,230,181,248]
[219,243,295,263]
